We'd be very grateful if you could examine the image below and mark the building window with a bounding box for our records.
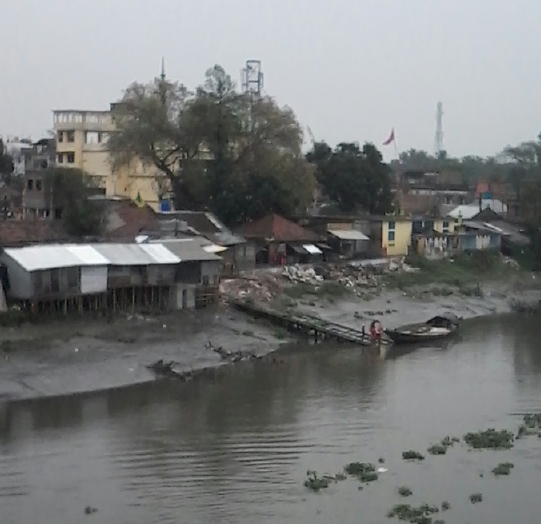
[74,114,83,123]
[388,221,396,242]
[85,131,100,144]
[67,152,75,164]
[57,131,64,143]
[57,153,64,164]
[27,179,34,190]
[66,131,75,142]
[202,275,209,285]
[86,114,99,124]
[36,180,43,191]
[442,220,449,234]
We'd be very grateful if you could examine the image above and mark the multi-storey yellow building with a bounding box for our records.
[53,109,168,210]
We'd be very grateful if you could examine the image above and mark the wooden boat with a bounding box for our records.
[384,314,460,344]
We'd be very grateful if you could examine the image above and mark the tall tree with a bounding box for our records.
[307,141,392,214]
[43,167,104,237]
[0,139,14,183]
[108,65,313,224]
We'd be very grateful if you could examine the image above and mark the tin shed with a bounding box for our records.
[1,245,109,300]
[64,245,109,294]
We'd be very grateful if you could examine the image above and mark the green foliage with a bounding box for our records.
[402,450,425,460]
[427,444,447,456]
[0,139,14,183]
[307,141,392,214]
[386,252,517,290]
[109,65,313,225]
[398,486,413,497]
[463,428,514,450]
[43,167,104,237]
[344,462,378,483]
[492,462,514,476]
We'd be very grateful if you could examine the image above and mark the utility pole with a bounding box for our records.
[434,101,445,158]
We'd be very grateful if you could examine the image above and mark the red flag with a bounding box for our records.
[383,128,395,146]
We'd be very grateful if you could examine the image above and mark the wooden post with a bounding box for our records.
[132,287,135,312]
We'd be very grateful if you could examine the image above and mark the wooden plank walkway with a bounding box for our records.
[230,299,391,346]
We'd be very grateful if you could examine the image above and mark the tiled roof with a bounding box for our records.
[239,214,321,243]
[0,219,70,247]
[103,200,159,241]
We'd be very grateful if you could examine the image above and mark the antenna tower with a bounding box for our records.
[241,60,263,95]
[434,101,444,158]
[241,60,263,132]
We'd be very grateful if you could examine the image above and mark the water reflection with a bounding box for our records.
[0,316,541,524]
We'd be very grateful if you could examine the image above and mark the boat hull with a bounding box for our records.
[384,325,458,344]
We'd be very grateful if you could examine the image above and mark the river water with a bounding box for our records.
[1,314,541,524]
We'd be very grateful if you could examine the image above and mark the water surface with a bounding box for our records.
[1,314,541,523]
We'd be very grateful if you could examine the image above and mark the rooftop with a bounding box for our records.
[238,214,321,243]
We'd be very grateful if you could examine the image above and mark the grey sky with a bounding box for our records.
[2,0,540,160]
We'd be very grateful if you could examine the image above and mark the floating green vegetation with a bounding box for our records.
[469,493,483,504]
[517,414,541,439]
[427,444,447,456]
[378,457,385,464]
[387,503,440,523]
[440,436,460,448]
[402,450,425,461]
[492,462,514,476]
[523,413,541,428]
[303,471,331,492]
[441,501,450,511]
[398,486,413,497]
[344,462,378,483]
[463,429,514,450]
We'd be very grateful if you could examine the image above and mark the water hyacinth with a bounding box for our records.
[402,450,425,460]
[463,429,514,449]
[344,462,378,483]
[492,462,514,476]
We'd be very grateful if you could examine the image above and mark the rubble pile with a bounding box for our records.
[221,258,419,303]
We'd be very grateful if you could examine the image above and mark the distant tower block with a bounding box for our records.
[434,101,445,158]
[242,60,264,95]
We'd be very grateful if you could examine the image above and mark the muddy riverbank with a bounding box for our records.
[1,255,540,401]
[0,307,286,401]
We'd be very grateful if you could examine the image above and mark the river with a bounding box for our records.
[1,313,540,524]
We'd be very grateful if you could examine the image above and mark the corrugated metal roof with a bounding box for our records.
[93,244,155,266]
[155,239,222,261]
[4,245,88,271]
[328,229,369,241]
[139,243,181,264]
[65,245,110,265]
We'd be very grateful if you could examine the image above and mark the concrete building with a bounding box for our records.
[53,110,114,190]
[52,109,170,211]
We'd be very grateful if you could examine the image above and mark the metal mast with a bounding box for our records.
[434,101,444,158]
[241,60,263,132]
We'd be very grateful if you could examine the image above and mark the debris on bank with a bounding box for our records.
[220,258,415,304]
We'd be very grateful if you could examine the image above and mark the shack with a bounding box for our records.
[156,210,256,274]
[0,244,109,308]
[238,213,323,265]
[92,243,181,311]
[149,237,223,307]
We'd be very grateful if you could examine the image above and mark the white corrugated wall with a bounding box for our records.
[80,266,108,294]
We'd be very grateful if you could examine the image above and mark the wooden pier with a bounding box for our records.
[231,299,390,346]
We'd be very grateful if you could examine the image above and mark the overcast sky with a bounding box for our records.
[1,0,540,159]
